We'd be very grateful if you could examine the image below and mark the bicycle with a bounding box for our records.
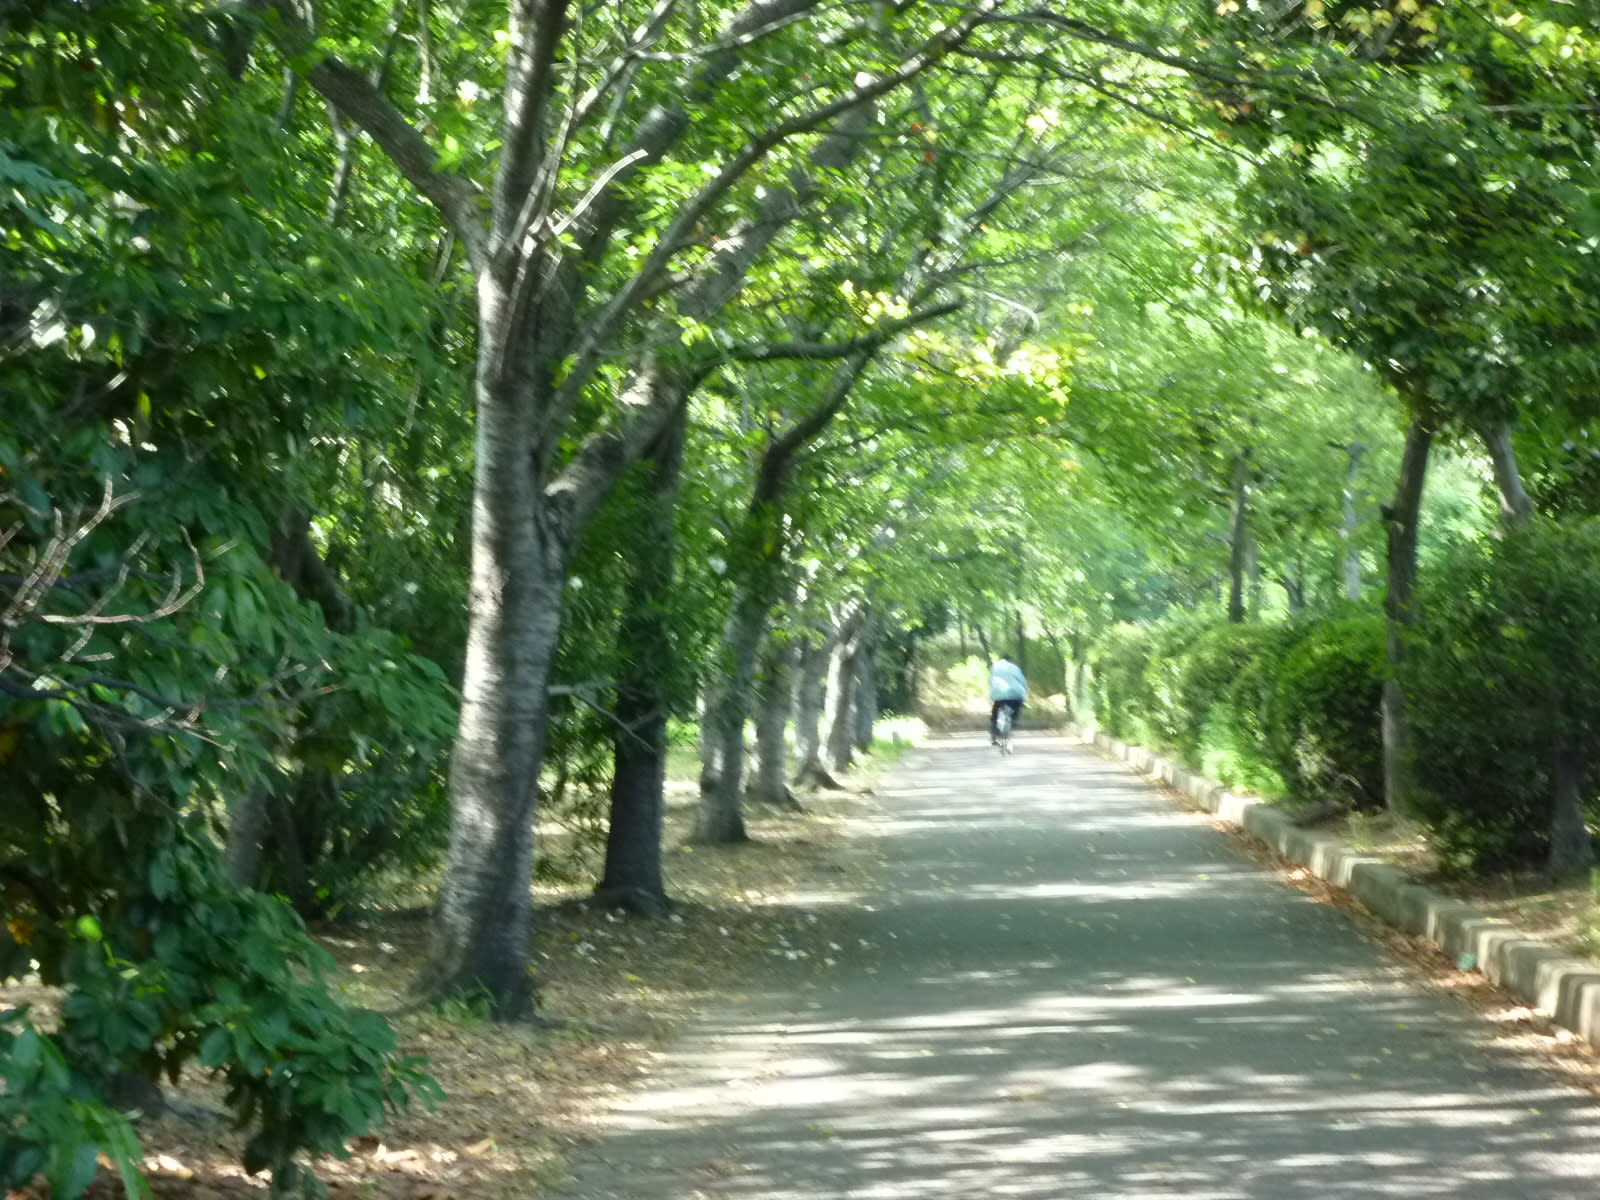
[994,705,1014,756]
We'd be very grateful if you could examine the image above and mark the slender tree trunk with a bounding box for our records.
[224,786,272,889]
[852,620,877,753]
[1340,441,1366,601]
[595,408,686,914]
[1381,410,1436,817]
[792,624,842,788]
[697,687,722,797]
[1548,737,1592,877]
[957,611,967,658]
[693,583,771,843]
[1012,609,1026,674]
[750,634,802,809]
[973,622,992,663]
[1227,450,1252,624]
[1482,421,1535,529]
[825,611,864,775]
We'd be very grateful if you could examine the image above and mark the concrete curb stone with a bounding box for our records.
[1091,730,1600,1055]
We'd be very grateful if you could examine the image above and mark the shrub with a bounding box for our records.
[1136,616,1211,753]
[1263,615,1387,811]
[1408,518,1600,874]
[1088,623,1158,743]
[1176,622,1297,798]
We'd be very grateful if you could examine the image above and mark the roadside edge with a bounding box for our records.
[1090,731,1600,1052]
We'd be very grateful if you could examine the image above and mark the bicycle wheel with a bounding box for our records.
[996,709,1013,756]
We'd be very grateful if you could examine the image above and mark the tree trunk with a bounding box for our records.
[595,408,685,915]
[425,310,562,1020]
[973,622,992,664]
[696,686,722,797]
[750,634,802,810]
[692,583,770,843]
[852,620,877,753]
[1548,740,1592,877]
[825,617,862,775]
[1381,410,1436,817]
[1340,441,1366,602]
[1482,421,1535,529]
[1227,450,1252,624]
[1012,609,1026,674]
[792,625,841,788]
[957,611,967,658]
[224,786,272,888]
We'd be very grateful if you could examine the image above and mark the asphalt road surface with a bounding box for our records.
[555,734,1600,1199]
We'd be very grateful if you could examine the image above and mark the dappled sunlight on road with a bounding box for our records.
[555,738,1600,1200]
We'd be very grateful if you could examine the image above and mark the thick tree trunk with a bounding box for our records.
[1482,421,1535,529]
[1340,441,1366,602]
[425,295,562,1020]
[792,625,842,788]
[1381,411,1435,817]
[851,623,877,753]
[750,635,802,809]
[1227,450,1252,624]
[595,409,686,914]
[1548,740,1592,877]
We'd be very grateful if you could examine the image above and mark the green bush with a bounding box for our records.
[1088,623,1159,743]
[1090,614,1386,809]
[1176,622,1297,798]
[1408,519,1600,874]
[1263,615,1387,811]
[1136,616,1211,753]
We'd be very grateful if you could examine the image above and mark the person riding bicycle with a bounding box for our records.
[989,654,1027,745]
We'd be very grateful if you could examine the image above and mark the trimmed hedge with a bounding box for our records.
[1088,613,1386,812]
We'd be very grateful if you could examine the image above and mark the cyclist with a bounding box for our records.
[989,654,1027,745]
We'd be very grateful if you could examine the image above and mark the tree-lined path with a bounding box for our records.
[556,736,1600,1199]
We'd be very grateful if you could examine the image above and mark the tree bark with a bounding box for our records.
[1227,450,1252,624]
[595,408,686,915]
[224,785,273,889]
[851,617,877,753]
[792,623,842,789]
[750,634,802,809]
[1482,421,1535,529]
[1381,409,1436,817]
[1548,740,1592,877]
[424,283,562,1020]
[692,583,771,843]
[825,611,864,775]
[973,622,992,664]
[1012,608,1027,674]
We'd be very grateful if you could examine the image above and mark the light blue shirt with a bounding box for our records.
[989,660,1027,702]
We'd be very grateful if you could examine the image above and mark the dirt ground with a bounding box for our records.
[4,760,896,1200]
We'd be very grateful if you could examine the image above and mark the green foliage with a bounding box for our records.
[1263,615,1388,812]
[0,1015,148,1200]
[1172,621,1292,796]
[1409,519,1600,873]
[1091,614,1387,810]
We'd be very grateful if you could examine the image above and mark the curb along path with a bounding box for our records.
[555,735,1600,1200]
[1094,731,1600,1054]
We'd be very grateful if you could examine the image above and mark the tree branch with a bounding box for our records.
[251,0,489,271]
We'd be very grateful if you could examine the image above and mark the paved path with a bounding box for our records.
[556,736,1600,1199]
